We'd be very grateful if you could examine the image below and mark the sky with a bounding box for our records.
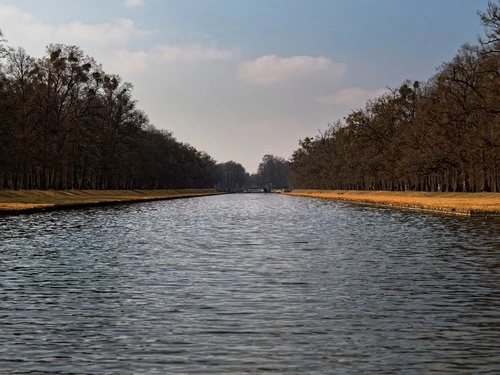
[0,0,491,173]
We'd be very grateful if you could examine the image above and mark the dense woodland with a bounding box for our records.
[290,2,500,192]
[0,32,292,191]
[0,39,223,190]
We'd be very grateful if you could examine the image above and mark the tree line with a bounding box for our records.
[215,155,290,191]
[290,1,500,192]
[0,33,294,191]
[0,39,220,190]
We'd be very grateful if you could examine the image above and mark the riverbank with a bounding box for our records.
[0,189,221,215]
[282,189,500,217]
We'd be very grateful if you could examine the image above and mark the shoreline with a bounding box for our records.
[281,189,500,218]
[3,189,499,218]
[0,189,222,215]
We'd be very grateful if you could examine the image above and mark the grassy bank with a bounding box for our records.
[282,189,500,217]
[0,189,221,215]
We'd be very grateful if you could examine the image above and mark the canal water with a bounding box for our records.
[1,194,499,374]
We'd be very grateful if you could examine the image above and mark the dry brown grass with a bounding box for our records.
[0,203,54,211]
[0,189,220,213]
[283,189,500,216]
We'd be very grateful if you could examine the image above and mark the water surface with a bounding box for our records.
[1,194,499,374]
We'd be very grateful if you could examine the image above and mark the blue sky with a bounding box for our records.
[0,0,490,172]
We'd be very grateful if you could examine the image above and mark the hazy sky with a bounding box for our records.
[0,0,490,173]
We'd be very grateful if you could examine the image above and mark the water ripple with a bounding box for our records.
[0,194,499,374]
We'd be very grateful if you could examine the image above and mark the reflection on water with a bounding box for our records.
[1,194,499,374]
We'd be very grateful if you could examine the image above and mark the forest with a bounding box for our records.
[290,1,500,192]
[0,30,292,191]
[0,38,224,190]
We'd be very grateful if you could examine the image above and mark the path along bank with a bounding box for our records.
[281,190,500,217]
[0,189,221,215]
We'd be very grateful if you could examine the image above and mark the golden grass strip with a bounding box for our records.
[0,203,54,211]
[282,189,500,216]
[0,189,221,214]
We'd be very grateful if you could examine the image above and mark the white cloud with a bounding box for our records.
[154,44,236,63]
[0,4,33,25]
[0,3,236,79]
[314,87,388,107]
[237,55,345,85]
[110,44,236,74]
[112,50,150,73]
[0,4,148,50]
[123,0,145,8]
[58,18,149,46]
[0,4,52,48]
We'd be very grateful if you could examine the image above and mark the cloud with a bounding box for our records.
[237,55,345,85]
[0,4,52,47]
[58,18,149,46]
[111,44,236,74]
[123,0,145,8]
[314,87,388,107]
[0,3,236,78]
[0,4,148,50]
[154,44,236,63]
[112,50,150,73]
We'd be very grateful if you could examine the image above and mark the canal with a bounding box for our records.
[1,194,499,374]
